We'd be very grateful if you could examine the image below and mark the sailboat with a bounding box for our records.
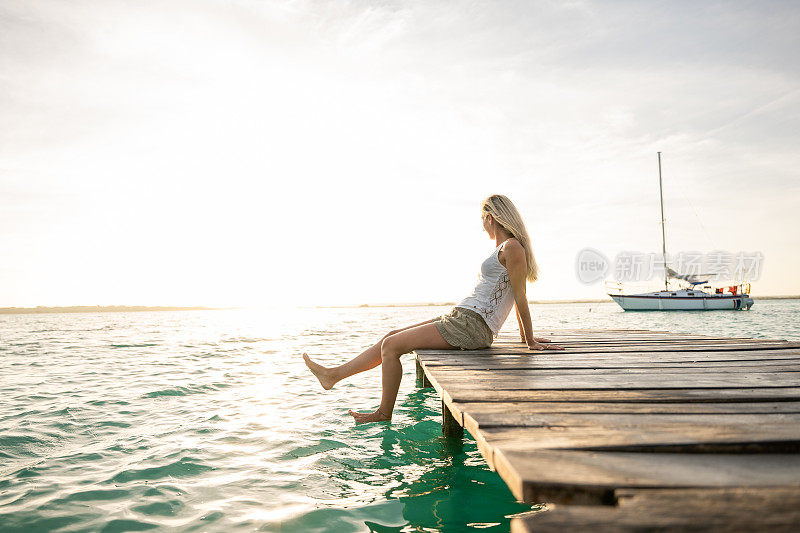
[607,153,754,311]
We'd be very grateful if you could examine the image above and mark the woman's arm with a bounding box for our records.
[505,242,564,351]
[515,303,526,342]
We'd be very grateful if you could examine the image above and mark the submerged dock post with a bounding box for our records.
[415,356,432,388]
[442,399,463,439]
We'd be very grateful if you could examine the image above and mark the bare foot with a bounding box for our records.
[348,408,391,424]
[303,353,337,390]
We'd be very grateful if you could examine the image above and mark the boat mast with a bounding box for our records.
[657,152,668,292]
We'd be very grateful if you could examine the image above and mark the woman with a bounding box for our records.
[303,194,564,424]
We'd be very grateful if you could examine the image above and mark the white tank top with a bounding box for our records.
[456,239,516,337]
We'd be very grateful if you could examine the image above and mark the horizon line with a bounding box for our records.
[2,296,800,315]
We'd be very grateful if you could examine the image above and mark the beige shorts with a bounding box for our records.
[433,307,494,350]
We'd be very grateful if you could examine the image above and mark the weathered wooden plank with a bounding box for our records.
[423,351,800,360]
[497,331,677,336]
[466,414,800,455]
[501,333,783,338]
[438,336,794,344]
[500,338,750,344]
[614,486,800,507]
[493,339,792,346]
[500,330,701,334]
[418,342,800,355]
[473,411,800,427]
[454,401,800,415]
[511,487,800,532]
[495,332,783,338]
[493,450,800,503]
[423,345,800,354]
[445,398,800,428]
[497,327,649,330]
[445,400,800,443]
[432,372,800,389]
[490,342,793,350]
[493,338,769,344]
[418,360,800,403]
[427,360,800,372]
[419,350,800,365]
[443,387,800,403]
[420,346,800,358]
[484,338,790,345]
[493,333,786,339]
[454,408,800,474]
[542,338,791,342]
[480,330,716,337]
[422,351,800,361]
[427,363,800,374]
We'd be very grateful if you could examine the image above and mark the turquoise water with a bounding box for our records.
[1,300,799,532]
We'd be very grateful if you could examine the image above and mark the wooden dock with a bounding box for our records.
[413,328,800,531]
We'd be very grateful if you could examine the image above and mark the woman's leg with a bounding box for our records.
[349,322,456,424]
[303,317,438,390]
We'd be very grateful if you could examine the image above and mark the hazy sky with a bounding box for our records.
[2,0,798,307]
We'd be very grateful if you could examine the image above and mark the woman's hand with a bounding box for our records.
[528,340,565,351]
[521,335,553,344]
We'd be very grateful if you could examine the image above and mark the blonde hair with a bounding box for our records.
[482,194,539,283]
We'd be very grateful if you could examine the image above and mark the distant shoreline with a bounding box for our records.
[2,295,797,315]
[0,305,219,315]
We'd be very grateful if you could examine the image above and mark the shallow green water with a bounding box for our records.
[1,300,798,531]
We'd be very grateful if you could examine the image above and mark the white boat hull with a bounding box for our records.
[609,290,754,311]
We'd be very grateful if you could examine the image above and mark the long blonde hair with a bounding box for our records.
[482,194,539,283]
